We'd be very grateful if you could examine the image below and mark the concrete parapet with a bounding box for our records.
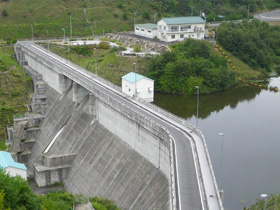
[42,154,76,167]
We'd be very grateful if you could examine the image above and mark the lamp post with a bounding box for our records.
[62,28,65,42]
[195,86,199,127]
[261,194,268,210]
[46,30,49,51]
[70,15,72,38]
[219,133,224,190]
[248,4,251,19]
[103,29,104,36]
[31,24,33,40]
[134,63,137,97]
[67,38,70,61]
[94,48,97,74]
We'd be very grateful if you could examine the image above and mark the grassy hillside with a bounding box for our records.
[0,0,280,40]
[0,46,32,149]
[0,0,157,39]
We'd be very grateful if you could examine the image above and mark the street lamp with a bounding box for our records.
[70,15,72,38]
[134,63,137,97]
[219,133,224,190]
[31,24,33,40]
[62,28,65,42]
[195,86,199,127]
[94,48,97,74]
[103,29,104,36]
[261,194,268,210]
[67,38,70,61]
[46,30,49,50]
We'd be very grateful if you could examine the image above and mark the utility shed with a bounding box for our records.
[122,72,154,102]
[134,23,158,39]
[0,151,27,179]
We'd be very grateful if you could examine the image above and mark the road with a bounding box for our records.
[19,41,222,210]
[254,9,280,22]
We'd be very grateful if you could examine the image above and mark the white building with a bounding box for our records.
[157,16,205,42]
[134,16,206,42]
[0,151,27,180]
[122,72,154,102]
[134,23,158,39]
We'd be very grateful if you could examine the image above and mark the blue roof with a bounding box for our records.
[162,16,205,25]
[0,151,27,170]
[122,72,145,83]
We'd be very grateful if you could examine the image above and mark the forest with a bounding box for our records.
[217,19,280,72]
[147,39,236,95]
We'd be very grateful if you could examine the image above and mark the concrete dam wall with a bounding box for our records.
[10,44,173,210]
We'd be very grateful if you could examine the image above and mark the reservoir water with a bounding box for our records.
[154,77,280,210]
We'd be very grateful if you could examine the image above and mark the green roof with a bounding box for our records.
[162,16,205,25]
[135,23,157,29]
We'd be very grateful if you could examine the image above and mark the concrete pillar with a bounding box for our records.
[59,74,72,94]
[89,93,98,119]
[73,82,89,104]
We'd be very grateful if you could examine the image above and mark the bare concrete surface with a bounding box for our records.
[74,204,91,210]
[29,179,65,195]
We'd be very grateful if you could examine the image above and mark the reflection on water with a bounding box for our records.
[154,84,262,120]
[153,77,280,210]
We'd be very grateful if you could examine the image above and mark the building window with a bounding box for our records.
[158,25,162,30]
[181,26,191,31]
[180,34,184,38]
[170,26,178,32]
[141,28,145,31]
[197,33,201,38]
[171,35,175,39]
[163,26,166,30]
[136,27,139,30]
[148,30,151,33]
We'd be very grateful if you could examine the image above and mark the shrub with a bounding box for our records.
[133,44,141,52]
[98,42,110,49]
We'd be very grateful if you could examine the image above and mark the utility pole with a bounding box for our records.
[191,6,194,16]
[133,12,137,26]
[248,4,251,19]
[93,21,100,36]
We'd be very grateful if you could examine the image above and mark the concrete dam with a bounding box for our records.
[8,41,223,210]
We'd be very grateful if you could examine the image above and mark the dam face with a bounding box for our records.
[9,44,172,210]
[10,42,224,210]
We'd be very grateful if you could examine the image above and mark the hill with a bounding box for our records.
[0,46,32,144]
[0,0,280,40]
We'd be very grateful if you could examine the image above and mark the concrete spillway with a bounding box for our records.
[29,86,170,209]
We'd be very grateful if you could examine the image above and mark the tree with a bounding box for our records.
[0,169,41,210]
